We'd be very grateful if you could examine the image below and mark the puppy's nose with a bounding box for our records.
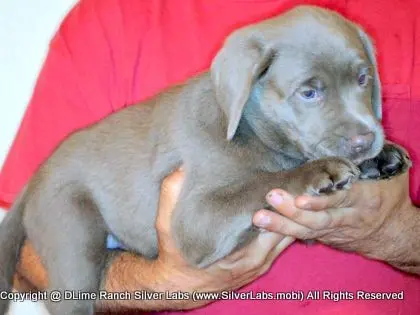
[350,132,375,153]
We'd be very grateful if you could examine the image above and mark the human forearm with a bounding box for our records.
[17,242,192,312]
[367,204,420,275]
[17,241,48,290]
[99,251,193,312]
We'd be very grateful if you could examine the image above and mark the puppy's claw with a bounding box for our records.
[318,181,334,194]
[359,167,381,180]
[336,175,353,190]
[303,157,359,196]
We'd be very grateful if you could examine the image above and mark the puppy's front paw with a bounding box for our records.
[303,158,360,196]
[359,143,412,180]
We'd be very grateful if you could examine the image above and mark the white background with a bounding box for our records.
[0,0,78,167]
[0,1,78,313]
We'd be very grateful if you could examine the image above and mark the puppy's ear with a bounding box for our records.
[357,27,382,121]
[211,33,274,140]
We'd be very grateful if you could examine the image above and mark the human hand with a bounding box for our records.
[151,169,294,309]
[253,172,419,270]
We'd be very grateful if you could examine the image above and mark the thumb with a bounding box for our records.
[295,188,353,211]
[155,169,185,243]
[160,169,185,212]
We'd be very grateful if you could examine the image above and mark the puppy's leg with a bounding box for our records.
[172,187,258,268]
[172,171,291,268]
[24,188,107,315]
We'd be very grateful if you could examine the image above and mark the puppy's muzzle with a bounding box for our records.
[348,132,375,155]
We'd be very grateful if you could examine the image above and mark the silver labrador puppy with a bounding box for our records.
[0,5,411,315]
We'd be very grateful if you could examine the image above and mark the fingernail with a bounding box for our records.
[267,191,283,207]
[299,201,310,209]
[296,197,311,209]
[255,213,271,227]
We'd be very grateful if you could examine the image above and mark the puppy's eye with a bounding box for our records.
[358,74,368,87]
[300,89,318,100]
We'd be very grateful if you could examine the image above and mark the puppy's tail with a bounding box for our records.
[0,188,27,315]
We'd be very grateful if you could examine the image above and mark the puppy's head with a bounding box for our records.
[211,5,384,165]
